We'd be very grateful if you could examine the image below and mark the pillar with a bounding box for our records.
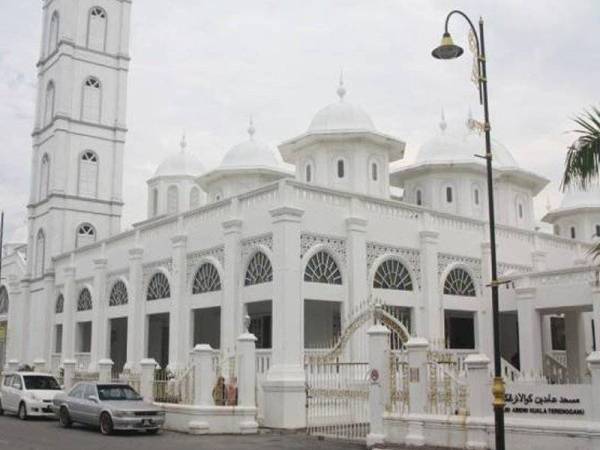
[237,332,257,407]
[42,272,56,364]
[366,324,390,448]
[5,276,22,364]
[90,257,108,371]
[191,344,214,406]
[346,214,368,360]
[169,234,189,370]
[464,354,492,450]
[125,247,144,370]
[405,337,429,447]
[419,225,440,341]
[565,311,587,382]
[19,278,31,363]
[139,358,157,402]
[515,287,543,375]
[263,205,305,429]
[222,217,242,357]
[63,359,76,391]
[6,359,20,372]
[33,358,47,373]
[62,265,76,361]
[98,358,114,383]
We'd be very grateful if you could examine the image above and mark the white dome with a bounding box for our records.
[559,184,600,209]
[307,82,375,133]
[219,124,281,170]
[153,140,205,178]
[416,118,518,169]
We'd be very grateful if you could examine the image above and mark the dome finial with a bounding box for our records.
[180,131,187,152]
[337,69,346,100]
[439,107,447,131]
[247,115,255,139]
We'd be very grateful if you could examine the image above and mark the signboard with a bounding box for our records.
[504,384,591,421]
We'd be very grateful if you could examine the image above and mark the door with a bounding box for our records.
[1,375,15,411]
[79,384,101,425]
[7,375,24,412]
[67,384,87,422]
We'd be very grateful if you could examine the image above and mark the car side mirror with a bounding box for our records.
[87,395,100,403]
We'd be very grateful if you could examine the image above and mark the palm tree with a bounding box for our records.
[561,106,600,259]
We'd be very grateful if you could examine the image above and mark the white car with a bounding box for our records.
[0,372,63,419]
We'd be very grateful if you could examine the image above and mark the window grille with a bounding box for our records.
[192,263,222,294]
[373,259,413,290]
[77,288,93,311]
[109,280,128,306]
[443,268,476,297]
[304,251,342,285]
[147,273,171,300]
[244,252,273,286]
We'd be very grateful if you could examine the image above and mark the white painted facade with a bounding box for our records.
[2,0,600,433]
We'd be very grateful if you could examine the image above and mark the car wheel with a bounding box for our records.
[59,407,72,428]
[146,428,159,435]
[18,402,27,421]
[99,412,114,436]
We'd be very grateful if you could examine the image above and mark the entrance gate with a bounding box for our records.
[305,298,410,441]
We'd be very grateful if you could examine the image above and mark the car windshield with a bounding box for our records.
[97,385,142,401]
[23,375,61,390]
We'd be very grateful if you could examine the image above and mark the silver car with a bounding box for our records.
[53,382,165,435]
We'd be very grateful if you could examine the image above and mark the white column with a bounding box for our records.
[62,266,76,361]
[139,358,157,402]
[90,257,108,371]
[5,276,22,365]
[565,311,587,382]
[63,359,76,391]
[592,286,600,351]
[516,287,543,375]
[169,234,189,370]
[419,226,440,340]
[98,358,114,383]
[263,205,305,429]
[464,354,492,450]
[366,324,390,448]
[19,279,31,363]
[222,218,242,357]
[191,344,214,406]
[405,337,429,447]
[125,247,144,370]
[42,272,56,364]
[33,358,47,373]
[237,332,257,407]
[346,215,368,359]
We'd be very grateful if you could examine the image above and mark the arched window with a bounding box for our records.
[77,288,93,311]
[305,164,312,183]
[189,187,200,210]
[192,263,222,294]
[446,186,453,203]
[78,150,98,197]
[167,185,179,214]
[0,286,9,315]
[443,268,476,297]
[147,273,171,300]
[44,81,55,126]
[82,76,101,122]
[87,6,107,52]
[109,280,128,306]
[473,188,480,206]
[371,162,378,181]
[39,153,50,200]
[373,259,413,291]
[55,294,64,314]
[416,189,423,206]
[76,223,96,248]
[337,159,345,178]
[570,226,576,239]
[304,251,342,285]
[244,252,273,286]
[47,11,59,55]
[518,203,524,219]
[35,229,46,277]
[152,188,159,217]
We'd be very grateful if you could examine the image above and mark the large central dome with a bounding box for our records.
[307,81,375,133]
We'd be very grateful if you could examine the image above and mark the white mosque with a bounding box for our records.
[1,0,600,429]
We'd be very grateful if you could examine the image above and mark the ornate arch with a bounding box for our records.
[192,261,222,294]
[303,250,342,285]
[109,278,128,306]
[443,266,477,297]
[244,250,273,286]
[146,271,171,301]
[77,287,93,311]
[371,255,413,291]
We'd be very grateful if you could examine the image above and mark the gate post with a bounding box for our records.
[98,358,114,383]
[405,337,429,447]
[191,344,215,406]
[464,354,492,449]
[140,358,157,402]
[366,324,391,448]
[63,359,76,391]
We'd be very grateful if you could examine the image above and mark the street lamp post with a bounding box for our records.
[432,11,506,450]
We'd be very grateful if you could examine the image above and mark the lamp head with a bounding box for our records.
[431,32,464,60]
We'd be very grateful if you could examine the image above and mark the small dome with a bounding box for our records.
[219,121,280,169]
[416,115,518,169]
[153,136,205,178]
[307,80,375,133]
[559,184,600,209]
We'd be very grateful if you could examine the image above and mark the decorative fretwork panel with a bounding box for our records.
[109,280,128,306]
[0,286,8,314]
[367,242,421,289]
[55,294,64,314]
[241,234,273,260]
[143,259,173,289]
[192,263,222,294]
[437,253,481,293]
[498,262,532,276]
[304,251,342,285]
[301,233,347,266]
[186,246,224,283]
[443,268,476,297]
[146,273,171,301]
[244,252,273,286]
[373,259,413,291]
[77,288,93,311]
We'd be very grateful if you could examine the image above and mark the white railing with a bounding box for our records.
[551,351,568,367]
[153,367,195,404]
[255,349,272,424]
[426,360,468,416]
[256,349,271,374]
[500,358,522,382]
[74,352,91,371]
[388,350,409,415]
[544,352,569,384]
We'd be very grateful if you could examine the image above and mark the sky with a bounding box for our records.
[0,0,598,240]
